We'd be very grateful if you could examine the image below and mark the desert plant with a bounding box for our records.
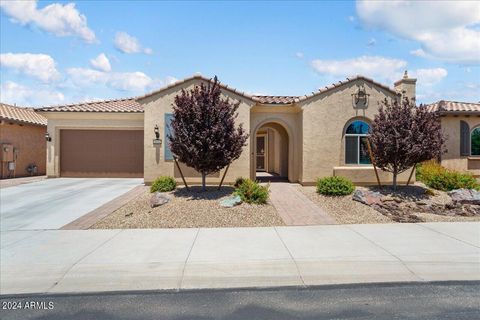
[168,76,248,191]
[234,177,246,188]
[234,179,269,204]
[316,176,355,196]
[416,161,479,191]
[150,176,177,193]
[369,98,446,190]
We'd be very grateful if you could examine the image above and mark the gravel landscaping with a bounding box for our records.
[298,186,392,224]
[91,186,284,229]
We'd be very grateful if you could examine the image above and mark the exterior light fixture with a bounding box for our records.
[45,132,52,142]
[352,86,369,109]
[153,124,162,145]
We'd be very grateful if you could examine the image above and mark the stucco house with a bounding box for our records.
[0,103,47,179]
[38,73,422,185]
[426,100,480,176]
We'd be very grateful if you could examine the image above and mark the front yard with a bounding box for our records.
[91,186,284,229]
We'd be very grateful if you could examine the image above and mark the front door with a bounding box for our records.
[256,134,267,171]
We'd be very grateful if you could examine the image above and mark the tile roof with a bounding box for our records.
[35,75,399,112]
[38,98,142,113]
[425,100,480,114]
[252,96,299,104]
[0,103,47,126]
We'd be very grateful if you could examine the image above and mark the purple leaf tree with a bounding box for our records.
[368,98,445,190]
[168,76,248,191]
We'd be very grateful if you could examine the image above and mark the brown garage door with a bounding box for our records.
[60,130,143,178]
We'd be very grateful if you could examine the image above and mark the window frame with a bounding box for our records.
[344,120,371,165]
[470,126,480,157]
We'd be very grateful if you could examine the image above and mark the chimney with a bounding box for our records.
[394,70,416,102]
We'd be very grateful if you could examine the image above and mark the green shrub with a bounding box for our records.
[316,176,355,196]
[234,177,246,188]
[234,179,269,204]
[416,161,479,191]
[150,176,177,193]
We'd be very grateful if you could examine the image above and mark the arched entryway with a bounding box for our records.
[253,121,291,182]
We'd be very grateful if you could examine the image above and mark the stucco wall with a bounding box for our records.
[39,112,144,177]
[0,121,46,178]
[140,79,254,185]
[299,79,405,185]
[440,115,480,176]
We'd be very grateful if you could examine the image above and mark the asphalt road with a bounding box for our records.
[1,281,479,320]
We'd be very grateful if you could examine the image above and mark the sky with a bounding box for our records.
[0,0,479,107]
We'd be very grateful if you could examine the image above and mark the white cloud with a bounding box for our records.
[0,81,65,107]
[0,53,60,82]
[410,49,426,57]
[311,55,407,82]
[0,0,96,43]
[114,32,152,54]
[411,68,448,86]
[90,53,111,72]
[356,0,480,64]
[66,67,175,92]
[295,52,304,59]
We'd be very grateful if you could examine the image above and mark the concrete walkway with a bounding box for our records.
[1,222,478,295]
[269,183,336,225]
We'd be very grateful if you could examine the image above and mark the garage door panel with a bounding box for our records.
[60,130,143,178]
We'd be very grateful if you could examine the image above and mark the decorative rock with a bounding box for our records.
[448,189,480,205]
[353,190,382,205]
[219,195,242,208]
[150,192,170,208]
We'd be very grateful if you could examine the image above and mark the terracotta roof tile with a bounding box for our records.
[38,98,142,113]
[252,96,299,104]
[425,100,480,114]
[0,103,47,126]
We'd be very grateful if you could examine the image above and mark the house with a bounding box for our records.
[38,73,421,185]
[426,100,480,176]
[0,103,47,179]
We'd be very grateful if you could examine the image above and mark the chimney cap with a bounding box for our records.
[403,70,408,79]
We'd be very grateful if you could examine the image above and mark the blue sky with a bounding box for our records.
[1,0,479,107]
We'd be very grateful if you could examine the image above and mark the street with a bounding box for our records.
[1,281,479,320]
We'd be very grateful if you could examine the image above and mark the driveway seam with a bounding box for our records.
[46,230,124,293]
[273,227,307,287]
[345,225,425,281]
[179,228,200,290]
[416,224,480,249]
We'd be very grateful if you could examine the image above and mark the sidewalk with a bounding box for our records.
[1,222,479,295]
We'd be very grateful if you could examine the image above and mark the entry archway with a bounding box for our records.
[252,120,292,182]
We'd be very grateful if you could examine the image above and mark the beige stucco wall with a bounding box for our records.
[38,112,144,178]
[140,79,254,185]
[299,78,408,185]
[440,115,480,176]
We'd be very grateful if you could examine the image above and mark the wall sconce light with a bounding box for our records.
[153,124,162,145]
[352,86,369,109]
[45,132,52,142]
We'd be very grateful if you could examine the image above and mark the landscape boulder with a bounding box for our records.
[150,192,171,208]
[219,195,242,208]
[447,189,480,205]
[352,189,382,205]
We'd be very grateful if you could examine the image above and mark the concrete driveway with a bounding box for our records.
[0,178,142,231]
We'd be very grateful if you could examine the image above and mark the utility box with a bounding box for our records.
[1,144,14,162]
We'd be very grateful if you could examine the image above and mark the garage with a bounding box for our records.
[60,129,144,178]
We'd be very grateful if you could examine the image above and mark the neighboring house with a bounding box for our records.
[426,101,480,176]
[0,103,47,179]
[38,73,419,185]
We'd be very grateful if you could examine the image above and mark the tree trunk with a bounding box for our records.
[201,172,206,192]
[392,170,397,191]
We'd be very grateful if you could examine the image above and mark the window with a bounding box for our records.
[471,127,480,156]
[164,113,174,160]
[345,120,371,164]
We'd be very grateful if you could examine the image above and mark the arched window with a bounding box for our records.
[471,127,480,156]
[345,120,371,164]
